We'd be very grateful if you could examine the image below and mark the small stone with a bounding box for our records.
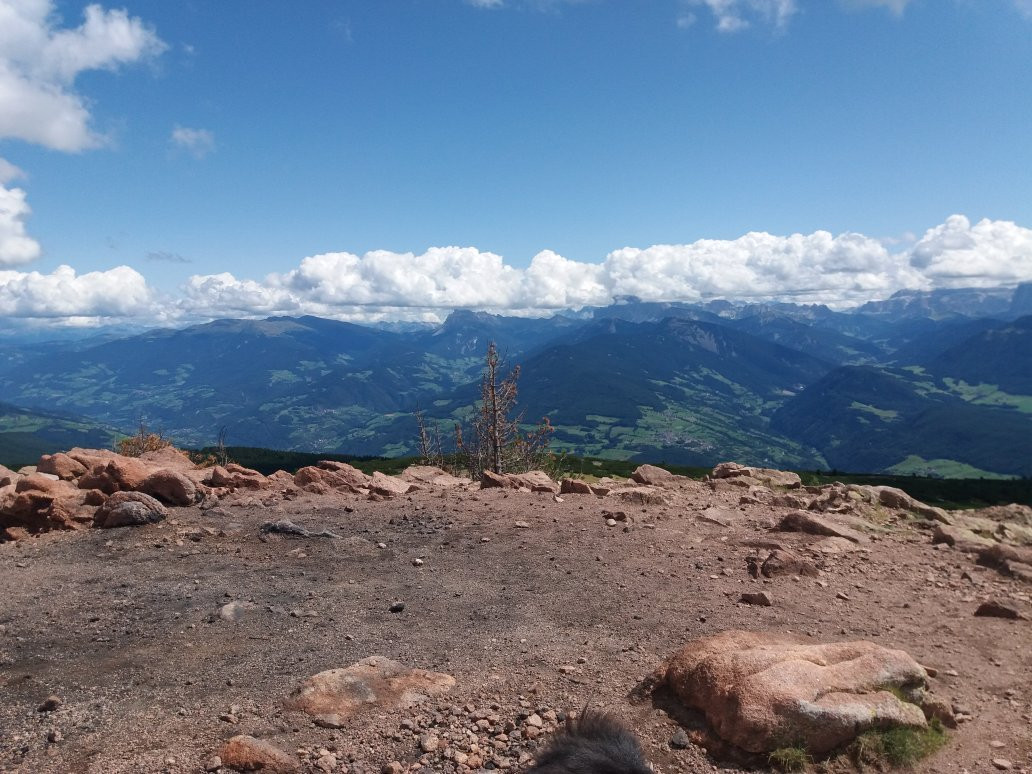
[389,602,405,613]
[219,712,239,724]
[412,558,424,567]
[740,591,772,606]
[514,520,530,528]
[989,740,1006,749]
[606,518,617,527]
[47,729,62,743]
[37,696,62,713]
[669,728,691,749]
[382,763,404,774]
[204,756,223,772]
[377,542,387,549]
[991,759,1013,770]
[836,591,851,601]
[419,734,439,753]
[525,713,543,728]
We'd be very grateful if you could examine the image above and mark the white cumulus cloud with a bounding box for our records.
[0,0,166,152]
[170,126,215,159]
[0,158,41,266]
[0,264,153,318]
[909,215,1032,287]
[681,0,798,32]
[4,216,1031,327]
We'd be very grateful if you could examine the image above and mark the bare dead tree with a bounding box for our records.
[450,342,555,478]
[414,407,443,468]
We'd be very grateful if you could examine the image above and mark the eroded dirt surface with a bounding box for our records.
[1,483,1030,773]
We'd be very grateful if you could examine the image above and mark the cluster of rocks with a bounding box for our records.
[208,657,569,774]
[0,451,463,541]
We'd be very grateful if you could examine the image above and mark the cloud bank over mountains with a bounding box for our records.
[2,214,1030,327]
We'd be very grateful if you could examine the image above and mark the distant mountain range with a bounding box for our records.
[1,283,1030,477]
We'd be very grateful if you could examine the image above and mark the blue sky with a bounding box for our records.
[1,0,1032,325]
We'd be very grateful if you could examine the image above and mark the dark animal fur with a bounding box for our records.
[527,709,652,773]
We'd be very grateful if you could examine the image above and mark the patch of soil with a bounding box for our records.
[1,484,1029,773]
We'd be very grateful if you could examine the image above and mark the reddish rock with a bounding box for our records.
[640,630,929,755]
[612,486,670,506]
[286,656,455,727]
[933,524,994,553]
[294,464,368,493]
[759,548,819,578]
[16,474,73,496]
[139,469,200,506]
[94,491,169,528]
[481,470,517,489]
[974,600,1028,620]
[399,466,469,488]
[36,453,87,481]
[740,591,773,606]
[776,510,866,543]
[0,464,20,487]
[559,478,593,495]
[709,461,802,489]
[206,464,267,490]
[219,735,300,773]
[369,471,417,498]
[630,464,683,487]
[1,526,29,541]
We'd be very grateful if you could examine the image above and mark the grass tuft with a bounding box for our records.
[851,718,948,768]
[769,746,810,772]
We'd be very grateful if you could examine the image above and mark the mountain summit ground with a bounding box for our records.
[0,451,1029,773]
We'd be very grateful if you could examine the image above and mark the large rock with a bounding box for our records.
[0,464,19,487]
[559,478,593,495]
[641,630,931,756]
[94,491,169,528]
[369,471,418,498]
[932,524,994,554]
[219,735,299,773]
[631,464,685,488]
[776,510,867,544]
[35,453,87,481]
[399,466,469,488]
[16,474,76,496]
[78,456,154,494]
[205,463,268,490]
[710,462,802,489]
[139,469,200,506]
[286,656,455,727]
[294,463,369,493]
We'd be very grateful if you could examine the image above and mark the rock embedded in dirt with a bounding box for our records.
[37,695,62,712]
[974,600,1028,620]
[934,524,995,553]
[754,548,819,578]
[219,734,300,773]
[739,591,773,606]
[559,478,592,495]
[93,491,169,528]
[286,656,455,727]
[776,510,866,543]
[640,629,931,756]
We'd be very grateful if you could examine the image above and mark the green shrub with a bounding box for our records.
[769,746,810,772]
[851,718,948,768]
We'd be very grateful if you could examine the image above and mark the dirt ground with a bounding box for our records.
[1,480,1030,773]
